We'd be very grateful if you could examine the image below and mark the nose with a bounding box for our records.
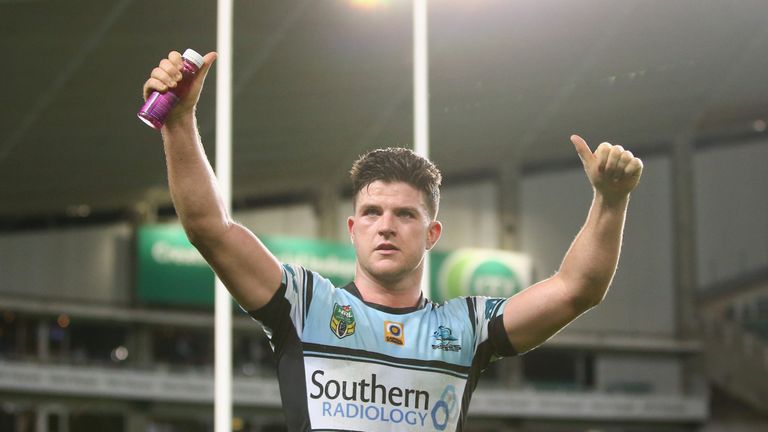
[377,212,396,237]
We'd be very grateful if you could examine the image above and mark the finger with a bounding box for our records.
[614,150,633,178]
[595,142,612,172]
[195,52,218,82]
[605,145,625,175]
[168,50,183,67]
[142,78,169,100]
[166,52,184,84]
[151,66,176,89]
[159,59,182,85]
[625,157,644,177]
[184,52,218,99]
[570,134,593,164]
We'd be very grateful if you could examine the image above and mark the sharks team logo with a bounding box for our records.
[431,325,461,352]
[330,303,356,339]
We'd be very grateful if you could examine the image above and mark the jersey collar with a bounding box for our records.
[342,282,430,315]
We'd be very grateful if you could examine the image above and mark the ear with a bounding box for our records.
[426,220,442,251]
[347,216,355,243]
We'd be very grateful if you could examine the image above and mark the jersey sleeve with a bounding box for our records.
[247,263,316,355]
[468,296,518,361]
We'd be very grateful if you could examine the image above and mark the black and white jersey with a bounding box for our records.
[249,264,517,431]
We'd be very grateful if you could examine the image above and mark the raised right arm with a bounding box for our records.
[143,50,282,311]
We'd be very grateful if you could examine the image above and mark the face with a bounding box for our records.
[348,181,441,286]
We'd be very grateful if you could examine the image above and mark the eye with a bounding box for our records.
[362,207,380,216]
[397,209,416,218]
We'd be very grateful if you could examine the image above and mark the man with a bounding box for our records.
[143,51,643,431]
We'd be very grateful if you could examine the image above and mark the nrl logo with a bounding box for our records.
[330,303,356,339]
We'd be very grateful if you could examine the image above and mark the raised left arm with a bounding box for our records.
[502,135,643,354]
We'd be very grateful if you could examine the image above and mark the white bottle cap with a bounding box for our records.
[182,49,204,69]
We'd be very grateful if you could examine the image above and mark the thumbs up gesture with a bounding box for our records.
[570,134,643,201]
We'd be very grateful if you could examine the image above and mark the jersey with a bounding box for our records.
[249,263,517,432]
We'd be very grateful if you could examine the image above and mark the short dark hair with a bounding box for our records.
[350,147,442,219]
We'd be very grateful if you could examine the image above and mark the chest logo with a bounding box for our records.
[384,321,404,345]
[330,303,356,339]
[431,325,461,352]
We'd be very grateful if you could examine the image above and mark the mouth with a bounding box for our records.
[375,243,399,252]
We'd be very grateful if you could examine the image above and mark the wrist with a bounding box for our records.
[594,190,630,210]
[162,111,196,133]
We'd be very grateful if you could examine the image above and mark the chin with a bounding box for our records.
[369,265,415,284]
[371,268,404,281]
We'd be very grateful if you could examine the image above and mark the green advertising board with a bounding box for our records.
[429,248,531,301]
[137,225,215,306]
[137,225,531,306]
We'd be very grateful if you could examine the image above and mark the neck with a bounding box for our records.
[353,265,424,308]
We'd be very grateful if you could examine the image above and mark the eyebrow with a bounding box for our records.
[394,206,419,214]
[358,203,422,215]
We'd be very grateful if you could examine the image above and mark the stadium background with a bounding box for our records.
[1,0,767,430]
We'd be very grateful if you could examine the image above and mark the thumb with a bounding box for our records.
[182,52,217,105]
[570,134,593,166]
[196,52,218,81]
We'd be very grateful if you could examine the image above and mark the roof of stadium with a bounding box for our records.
[2,0,767,221]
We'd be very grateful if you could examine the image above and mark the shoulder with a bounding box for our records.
[281,263,337,293]
[438,295,506,316]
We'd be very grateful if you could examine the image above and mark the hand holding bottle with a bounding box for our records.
[139,49,217,129]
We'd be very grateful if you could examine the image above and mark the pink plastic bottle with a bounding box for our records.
[138,49,204,130]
